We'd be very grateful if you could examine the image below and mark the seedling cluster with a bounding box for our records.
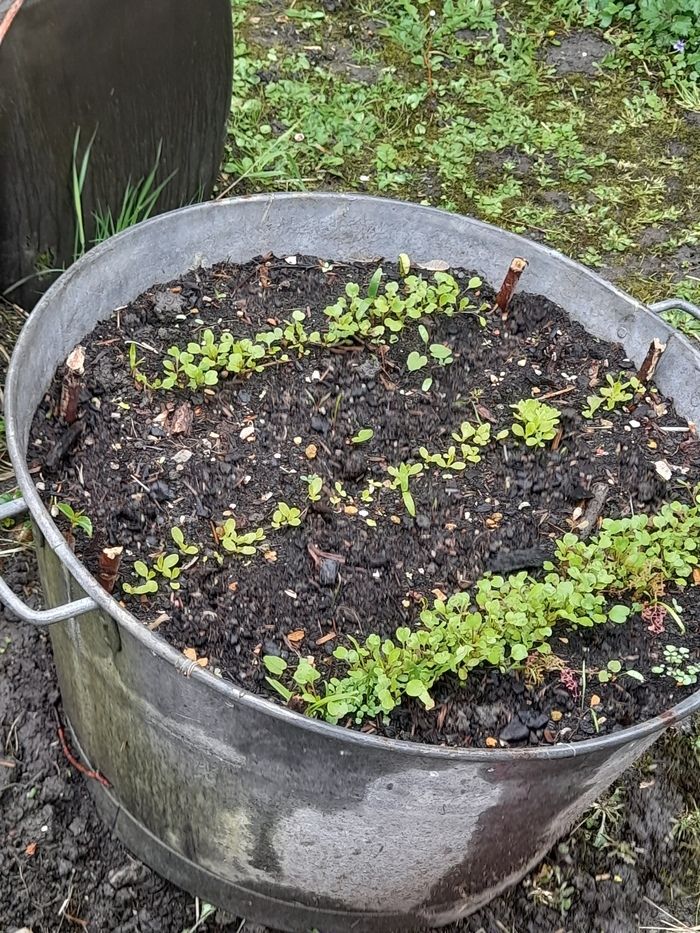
[511,399,560,447]
[582,373,642,419]
[264,495,700,723]
[652,645,700,686]
[131,268,487,394]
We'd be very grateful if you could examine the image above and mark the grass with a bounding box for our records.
[72,132,175,259]
[228,0,700,302]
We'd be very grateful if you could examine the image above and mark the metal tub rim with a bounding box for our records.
[5,191,700,762]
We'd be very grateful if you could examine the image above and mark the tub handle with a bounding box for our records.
[648,298,700,321]
[0,496,97,627]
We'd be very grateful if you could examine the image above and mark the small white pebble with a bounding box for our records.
[629,420,640,428]
[285,256,298,265]
[240,424,255,441]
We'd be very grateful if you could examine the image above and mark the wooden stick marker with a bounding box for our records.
[59,345,85,424]
[493,257,528,314]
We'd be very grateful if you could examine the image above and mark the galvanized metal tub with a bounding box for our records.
[2,193,700,932]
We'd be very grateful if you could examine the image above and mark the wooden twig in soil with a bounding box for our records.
[636,338,667,387]
[576,481,609,538]
[97,546,123,593]
[53,710,110,788]
[629,338,667,411]
[59,345,85,424]
[493,258,528,314]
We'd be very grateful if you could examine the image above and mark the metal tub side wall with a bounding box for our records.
[7,194,698,930]
[36,537,656,931]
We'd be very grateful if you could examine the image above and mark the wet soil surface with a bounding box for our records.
[28,256,700,748]
[1,572,698,932]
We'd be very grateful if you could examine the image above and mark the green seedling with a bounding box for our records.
[122,560,158,596]
[219,519,266,556]
[302,473,324,502]
[367,267,383,299]
[583,373,642,419]
[54,501,93,538]
[597,659,622,683]
[429,343,453,365]
[450,420,492,463]
[352,428,374,444]
[271,502,303,530]
[387,462,423,517]
[419,445,467,471]
[154,553,181,590]
[268,493,700,725]
[511,398,560,447]
[171,526,199,556]
[128,342,153,389]
[652,644,700,686]
[161,346,219,391]
[407,350,428,371]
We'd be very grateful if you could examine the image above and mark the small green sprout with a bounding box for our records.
[387,462,423,517]
[171,526,199,556]
[407,350,428,371]
[597,659,622,683]
[511,399,560,447]
[302,473,324,502]
[54,501,93,538]
[271,502,303,530]
[398,253,411,276]
[122,560,158,596]
[128,342,153,389]
[154,553,181,590]
[352,428,374,444]
[652,645,700,686]
[220,519,267,556]
[419,445,466,471]
[583,373,642,419]
[263,655,294,702]
[367,267,383,299]
[429,343,453,366]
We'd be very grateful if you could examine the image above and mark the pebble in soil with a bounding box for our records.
[29,254,700,748]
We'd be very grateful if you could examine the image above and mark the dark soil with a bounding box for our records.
[28,255,700,748]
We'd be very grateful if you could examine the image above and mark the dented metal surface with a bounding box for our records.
[4,194,700,931]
